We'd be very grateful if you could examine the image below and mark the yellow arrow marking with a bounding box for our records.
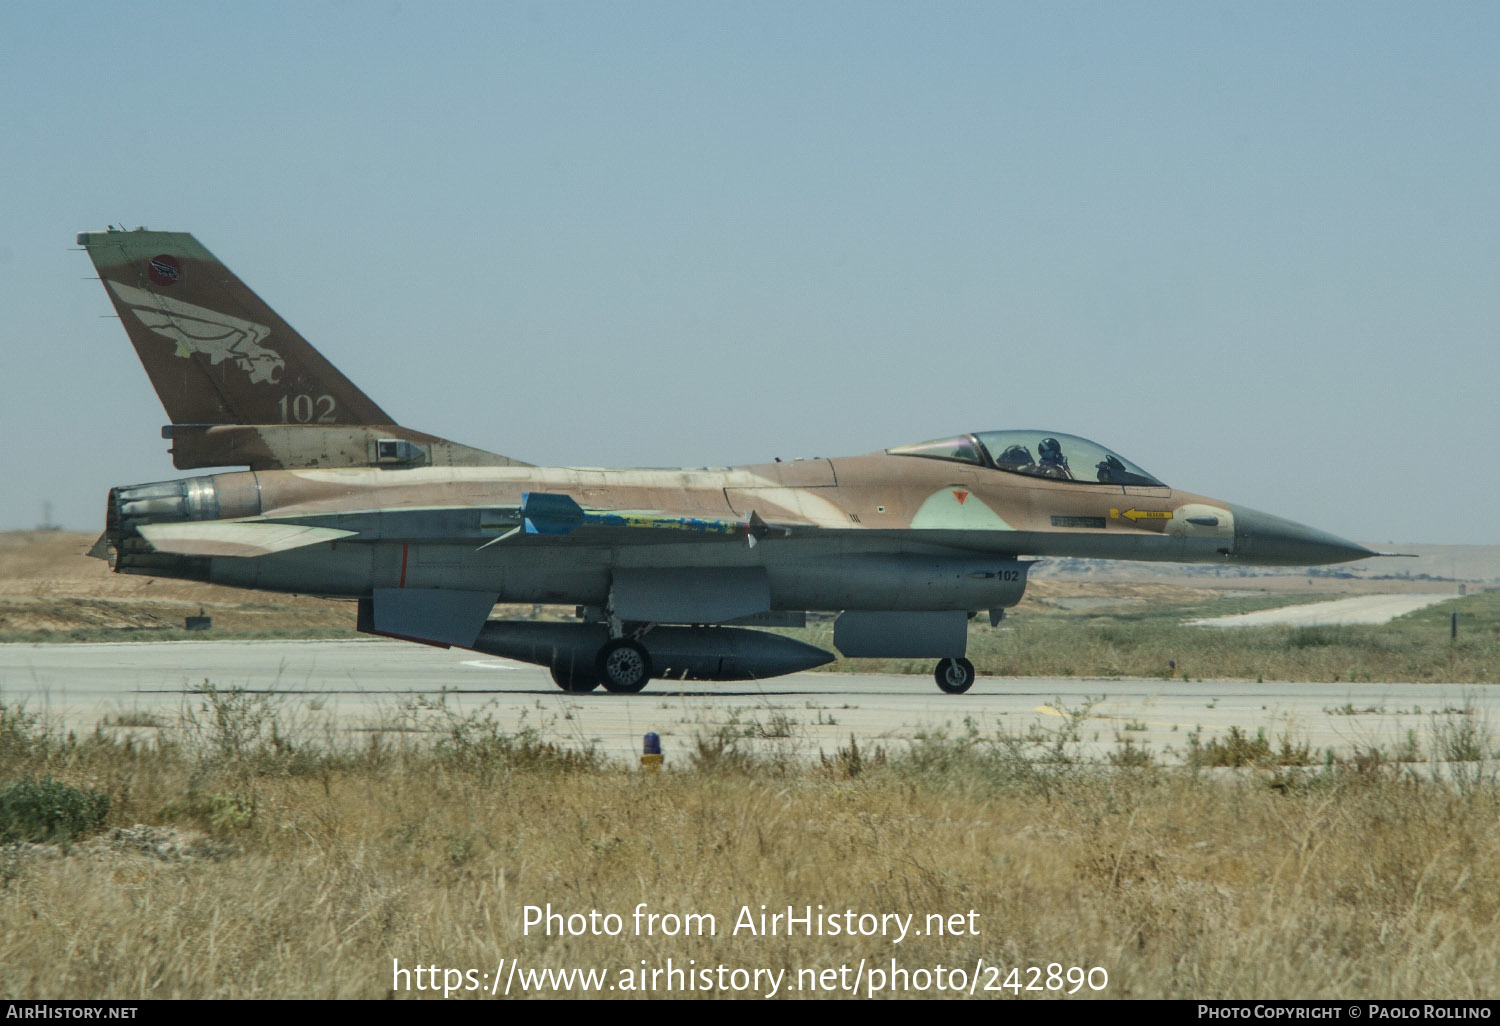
[1109,507,1173,522]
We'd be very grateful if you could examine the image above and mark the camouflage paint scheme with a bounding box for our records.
[80,229,1374,694]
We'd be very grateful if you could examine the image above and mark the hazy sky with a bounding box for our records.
[3,2,1496,545]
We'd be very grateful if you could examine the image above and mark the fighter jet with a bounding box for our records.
[79,228,1376,694]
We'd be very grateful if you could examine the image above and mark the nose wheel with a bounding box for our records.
[597,639,653,693]
[934,657,976,694]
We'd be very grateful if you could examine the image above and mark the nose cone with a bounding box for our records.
[1228,504,1376,566]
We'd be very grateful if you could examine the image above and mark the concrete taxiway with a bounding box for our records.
[1,638,1493,764]
[1189,592,1455,628]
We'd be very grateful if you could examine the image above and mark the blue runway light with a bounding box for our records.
[642,732,663,773]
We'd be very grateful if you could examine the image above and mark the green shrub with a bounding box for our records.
[0,777,110,844]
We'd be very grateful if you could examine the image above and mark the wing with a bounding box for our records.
[130,493,812,559]
[137,521,358,557]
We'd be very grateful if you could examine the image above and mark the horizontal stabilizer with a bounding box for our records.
[137,521,356,557]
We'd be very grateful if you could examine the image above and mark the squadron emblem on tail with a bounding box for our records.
[106,279,284,385]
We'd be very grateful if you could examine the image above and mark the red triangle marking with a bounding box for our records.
[953,490,968,504]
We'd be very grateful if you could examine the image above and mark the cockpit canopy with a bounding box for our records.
[888,430,1165,487]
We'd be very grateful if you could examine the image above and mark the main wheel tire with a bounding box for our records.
[550,662,600,692]
[935,657,976,694]
[596,639,652,693]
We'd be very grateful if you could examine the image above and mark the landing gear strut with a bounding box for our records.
[934,657,976,694]
[596,639,653,693]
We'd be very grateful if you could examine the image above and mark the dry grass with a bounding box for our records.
[2,694,1498,999]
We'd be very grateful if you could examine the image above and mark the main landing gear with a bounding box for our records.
[550,637,653,694]
[596,639,652,693]
[544,617,975,695]
[934,657,976,694]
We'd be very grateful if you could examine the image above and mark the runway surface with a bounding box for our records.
[1,638,1493,764]
[1189,592,1453,628]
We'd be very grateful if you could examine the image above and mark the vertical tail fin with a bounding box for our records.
[79,228,524,470]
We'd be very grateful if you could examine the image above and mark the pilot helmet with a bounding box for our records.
[1039,437,1064,463]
